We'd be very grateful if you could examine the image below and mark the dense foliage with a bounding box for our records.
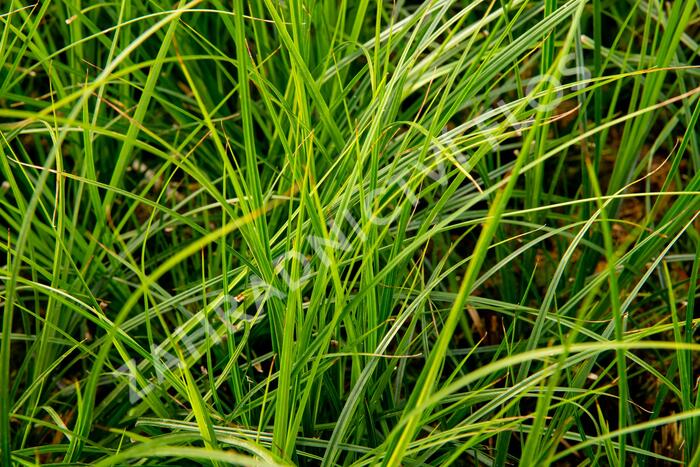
[1,0,699,465]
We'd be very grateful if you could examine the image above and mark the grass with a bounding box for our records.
[1,0,699,465]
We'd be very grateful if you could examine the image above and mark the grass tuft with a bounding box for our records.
[1,0,699,465]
